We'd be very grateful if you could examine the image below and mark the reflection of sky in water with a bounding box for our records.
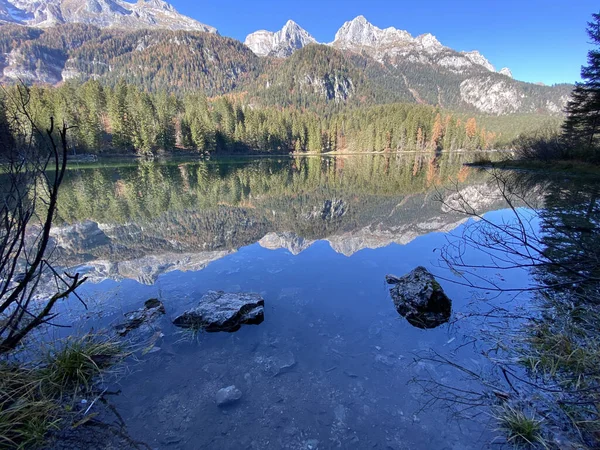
[48,156,541,449]
[53,209,531,449]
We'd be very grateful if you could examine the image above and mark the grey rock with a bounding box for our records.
[114,298,166,336]
[304,439,319,449]
[273,351,297,377]
[245,20,317,58]
[173,291,265,332]
[216,386,242,407]
[385,274,402,284]
[1,0,217,32]
[374,354,396,368]
[303,199,347,221]
[387,267,452,329]
[259,351,297,377]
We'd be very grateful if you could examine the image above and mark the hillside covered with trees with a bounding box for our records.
[1,80,506,156]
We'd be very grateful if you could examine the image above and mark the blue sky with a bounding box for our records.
[169,0,598,85]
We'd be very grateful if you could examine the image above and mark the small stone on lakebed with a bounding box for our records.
[216,385,242,407]
[114,298,166,337]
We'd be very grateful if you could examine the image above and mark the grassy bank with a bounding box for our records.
[0,334,128,449]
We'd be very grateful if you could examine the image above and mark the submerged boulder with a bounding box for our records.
[115,298,166,336]
[173,291,265,332]
[387,267,452,329]
[216,385,242,407]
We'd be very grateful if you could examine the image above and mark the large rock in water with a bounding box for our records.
[173,291,265,332]
[386,267,452,329]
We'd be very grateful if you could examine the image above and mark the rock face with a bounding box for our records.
[216,385,242,407]
[387,267,452,329]
[332,16,442,55]
[460,76,523,114]
[499,67,513,78]
[0,0,217,32]
[303,199,347,221]
[259,232,315,255]
[245,20,316,58]
[114,298,166,337]
[173,291,265,332]
[244,15,502,77]
[330,16,497,74]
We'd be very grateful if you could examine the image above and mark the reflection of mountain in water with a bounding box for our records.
[52,154,508,285]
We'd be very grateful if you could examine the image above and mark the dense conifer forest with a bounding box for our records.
[1,81,511,155]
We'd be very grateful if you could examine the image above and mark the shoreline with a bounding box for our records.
[68,148,514,164]
[467,159,600,176]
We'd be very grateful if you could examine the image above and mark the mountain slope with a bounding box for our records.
[246,43,572,114]
[0,0,216,32]
[0,23,260,93]
[246,15,514,79]
[244,20,316,58]
[240,15,572,114]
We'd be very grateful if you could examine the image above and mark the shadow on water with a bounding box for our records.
[415,169,600,449]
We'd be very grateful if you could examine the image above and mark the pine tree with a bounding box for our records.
[108,80,132,150]
[563,13,600,157]
[430,113,443,150]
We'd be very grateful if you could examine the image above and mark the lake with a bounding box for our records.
[46,153,556,449]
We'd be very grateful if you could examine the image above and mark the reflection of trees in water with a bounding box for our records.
[51,154,505,284]
[57,153,481,226]
[536,177,600,292]
[421,170,600,448]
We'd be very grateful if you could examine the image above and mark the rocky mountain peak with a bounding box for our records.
[462,50,495,72]
[332,15,412,48]
[242,15,510,81]
[245,19,317,58]
[0,0,217,32]
[499,67,513,78]
[415,33,443,53]
[331,16,450,63]
[137,0,175,12]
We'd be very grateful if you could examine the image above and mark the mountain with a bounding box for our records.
[0,0,216,32]
[248,43,572,115]
[239,15,572,115]
[0,7,573,115]
[247,16,504,77]
[0,23,259,93]
[244,20,316,58]
[332,16,445,60]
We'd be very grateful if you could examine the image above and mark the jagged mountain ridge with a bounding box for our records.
[240,16,572,114]
[245,19,316,58]
[0,0,216,32]
[246,16,513,78]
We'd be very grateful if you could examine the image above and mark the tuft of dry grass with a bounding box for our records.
[42,334,128,395]
[0,333,128,449]
[494,403,548,448]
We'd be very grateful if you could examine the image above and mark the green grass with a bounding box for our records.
[0,364,61,449]
[0,333,128,449]
[514,295,600,447]
[175,325,204,344]
[42,334,128,395]
[494,404,547,448]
